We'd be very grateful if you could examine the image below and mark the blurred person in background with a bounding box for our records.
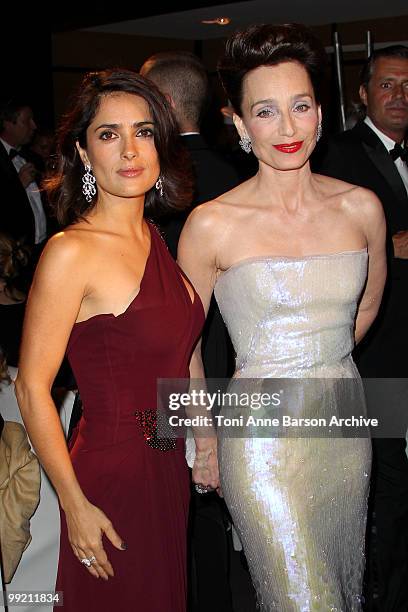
[0,96,48,252]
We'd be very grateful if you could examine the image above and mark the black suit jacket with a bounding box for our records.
[181,134,239,204]
[160,134,239,380]
[160,134,239,257]
[0,141,36,244]
[316,121,408,376]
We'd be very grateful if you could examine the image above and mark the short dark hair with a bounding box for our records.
[46,68,193,227]
[140,51,209,126]
[360,45,408,89]
[0,96,32,132]
[218,23,327,115]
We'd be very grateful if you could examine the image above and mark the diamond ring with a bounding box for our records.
[195,484,213,494]
[80,555,96,567]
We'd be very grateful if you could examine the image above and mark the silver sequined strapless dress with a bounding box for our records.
[214,250,371,612]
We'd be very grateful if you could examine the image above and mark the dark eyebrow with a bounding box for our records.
[94,121,155,132]
[379,76,408,81]
[250,94,313,111]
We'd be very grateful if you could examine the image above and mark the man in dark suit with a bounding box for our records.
[140,51,239,380]
[0,97,47,250]
[140,51,241,612]
[140,51,239,258]
[316,45,408,611]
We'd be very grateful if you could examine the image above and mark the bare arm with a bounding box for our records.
[179,203,221,303]
[15,233,123,579]
[16,234,85,507]
[178,204,222,491]
[353,189,387,344]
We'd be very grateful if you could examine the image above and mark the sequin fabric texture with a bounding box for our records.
[214,250,371,611]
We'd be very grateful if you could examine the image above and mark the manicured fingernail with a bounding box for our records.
[121,542,127,550]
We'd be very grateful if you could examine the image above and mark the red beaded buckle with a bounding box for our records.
[134,409,177,451]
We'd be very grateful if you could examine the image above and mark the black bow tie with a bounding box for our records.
[390,143,408,162]
[8,148,20,160]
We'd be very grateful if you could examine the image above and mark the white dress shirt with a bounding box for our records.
[364,116,408,196]
[1,138,47,243]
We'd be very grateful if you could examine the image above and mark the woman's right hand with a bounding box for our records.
[192,442,221,495]
[64,499,126,580]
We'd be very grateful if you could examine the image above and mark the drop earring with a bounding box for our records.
[155,176,164,197]
[82,164,96,202]
[239,135,252,154]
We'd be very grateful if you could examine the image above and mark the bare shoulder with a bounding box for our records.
[40,229,85,264]
[342,184,384,228]
[314,173,384,223]
[35,228,92,284]
[182,198,231,245]
[314,172,359,197]
[183,178,253,237]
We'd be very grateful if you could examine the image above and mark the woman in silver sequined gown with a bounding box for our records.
[179,24,387,611]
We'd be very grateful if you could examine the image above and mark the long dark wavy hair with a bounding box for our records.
[46,69,193,227]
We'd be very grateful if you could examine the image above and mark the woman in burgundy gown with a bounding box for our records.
[15,69,218,611]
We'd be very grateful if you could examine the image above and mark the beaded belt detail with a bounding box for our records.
[134,410,177,451]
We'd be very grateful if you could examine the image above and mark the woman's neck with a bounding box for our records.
[254,161,315,212]
[86,195,146,237]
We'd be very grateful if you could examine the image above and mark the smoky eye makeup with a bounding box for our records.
[293,102,311,112]
[255,106,277,118]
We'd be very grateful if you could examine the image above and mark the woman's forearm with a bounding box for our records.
[187,345,217,451]
[355,306,379,345]
[14,378,86,512]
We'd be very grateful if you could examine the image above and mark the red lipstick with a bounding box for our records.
[273,141,303,153]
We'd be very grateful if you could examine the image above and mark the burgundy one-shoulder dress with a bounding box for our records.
[55,223,204,611]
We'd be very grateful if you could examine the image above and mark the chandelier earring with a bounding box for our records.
[316,122,323,142]
[155,176,164,197]
[239,135,252,154]
[82,164,96,203]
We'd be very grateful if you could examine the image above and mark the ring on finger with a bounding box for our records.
[195,484,213,494]
[80,557,92,567]
[80,555,96,567]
